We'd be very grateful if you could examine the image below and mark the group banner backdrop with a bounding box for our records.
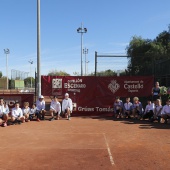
[42,76,154,114]
[0,94,34,113]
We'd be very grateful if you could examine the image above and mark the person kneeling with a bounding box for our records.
[143,98,155,121]
[11,102,25,125]
[49,96,61,121]
[62,93,73,120]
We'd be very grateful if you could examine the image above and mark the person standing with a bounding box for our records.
[62,93,72,120]
[152,82,161,103]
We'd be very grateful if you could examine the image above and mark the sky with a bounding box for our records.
[0,0,170,78]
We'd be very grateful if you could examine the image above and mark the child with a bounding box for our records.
[113,97,123,118]
[36,95,46,120]
[29,104,37,121]
[0,98,9,127]
[161,98,170,124]
[62,93,72,120]
[22,102,30,122]
[11,102,25,124]
[131,97,143,119]
[152,99,162,122]
[143,98,155,121]
[123,97,132,118]
[49,96,61,121]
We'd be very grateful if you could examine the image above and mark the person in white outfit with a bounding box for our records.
[22,102,31,122]
[143,98,155,120]
[49,96,61,121]
[62,93,72,120]
[36,95,46,121]
[0,98,9,127]
[161,98,170,124]
[11,102,25,124]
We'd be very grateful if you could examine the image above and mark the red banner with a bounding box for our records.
[0,94,34,111]
[42,76,154,115]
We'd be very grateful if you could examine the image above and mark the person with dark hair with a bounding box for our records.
[0,98,9,127]
[113,96,123,118]
[151,99,162,123]
[161,98,170,124]
[152,82,161,103]
[11,102,25,124]
[143,98,155,121]
[123,97,132,118]
[49,96,61,121]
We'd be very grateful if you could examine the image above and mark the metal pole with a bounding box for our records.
[95,51,97,76]
[4,49,10,89]
[37,0,41,96]
[81,23,83,76]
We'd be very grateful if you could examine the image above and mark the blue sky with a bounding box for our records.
[0,0,170,77]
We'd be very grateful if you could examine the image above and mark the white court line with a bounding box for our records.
[103,133,115,166]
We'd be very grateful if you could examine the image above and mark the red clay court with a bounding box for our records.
[0,116,170,170]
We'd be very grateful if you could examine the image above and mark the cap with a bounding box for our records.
[39,95,44,99]
[65,93,69,96]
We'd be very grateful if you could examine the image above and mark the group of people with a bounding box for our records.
[0,93,73,127]
[113,82,170,124]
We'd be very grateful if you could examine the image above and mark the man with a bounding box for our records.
[0,98,9,127]
[62,93,72,120]
[36,95,46,120]
[49,96,61,121]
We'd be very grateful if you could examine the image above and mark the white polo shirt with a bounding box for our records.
[62,98,73,112]
[161,105,170,114]
[12,107,23,118]
[50,100,61,114]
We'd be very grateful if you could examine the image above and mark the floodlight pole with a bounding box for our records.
[4,48,10,89]
[77,23,87,76]
[83,48,88,76]
[28,60,33,88]
[37,0,41,96]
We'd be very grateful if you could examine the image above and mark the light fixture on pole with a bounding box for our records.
[77,23,87,76]
[28,60,33,88]
[4,48,10,90]
[83,48,88,76]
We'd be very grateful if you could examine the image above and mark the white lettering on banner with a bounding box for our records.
[108,80,120,94]
[78,107,95,112]
[78,106,114,112]
[64,83,86,89]
[124,80,144,93]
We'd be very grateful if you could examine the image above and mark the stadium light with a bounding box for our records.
[77,23,87,76]
[4,48,10,89]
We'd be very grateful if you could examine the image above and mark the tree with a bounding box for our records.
[88,69,117,76]
[0,71,2,78]
[126,30,170,76]
[48,70,70,76]
[24,77,35,87]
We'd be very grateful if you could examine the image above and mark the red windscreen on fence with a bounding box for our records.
[42,76,154,114]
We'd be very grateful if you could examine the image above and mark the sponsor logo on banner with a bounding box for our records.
[52,79,62,88]
[124,80,144,93]
[108,80,120,94]
[52,79,62,95]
